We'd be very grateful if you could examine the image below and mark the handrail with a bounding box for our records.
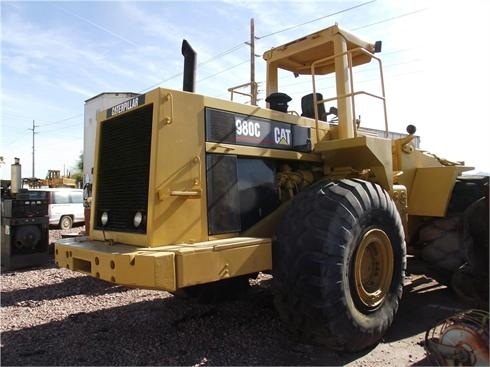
[228,81,258,104]
[310,47,388,141]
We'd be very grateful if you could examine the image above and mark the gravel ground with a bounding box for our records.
[1,228,471,366]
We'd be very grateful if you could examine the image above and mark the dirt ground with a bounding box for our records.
[3,247,482,366]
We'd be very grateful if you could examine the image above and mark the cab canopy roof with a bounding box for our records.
[263,24,377,75]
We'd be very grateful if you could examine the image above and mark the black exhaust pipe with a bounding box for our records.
[182,39,196,93]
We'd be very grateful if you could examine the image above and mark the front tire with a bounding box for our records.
[273,179,406,352]
[59,215,73,230]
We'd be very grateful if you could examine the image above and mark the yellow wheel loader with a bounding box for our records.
[55,24,487,352]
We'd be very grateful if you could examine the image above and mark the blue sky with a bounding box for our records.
[1,0,490,180]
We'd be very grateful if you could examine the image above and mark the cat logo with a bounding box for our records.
[274,127,291,146]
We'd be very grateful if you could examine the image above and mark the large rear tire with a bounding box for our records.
[273,179,406,352]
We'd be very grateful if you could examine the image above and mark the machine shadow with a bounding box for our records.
[382,256,467,343]
[2,258,468,366]
[1,272,388,366]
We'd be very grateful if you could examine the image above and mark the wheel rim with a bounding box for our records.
[354,228,394,309]
[61,217,72,229]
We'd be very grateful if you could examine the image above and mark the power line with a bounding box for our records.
[139,71,182,93]
[41,123,83,135]
[141,2,371,92]
[195,5,378,91]
[140,42,248,93]
[197,4,427,98]
[200,43,247,66]
[39,114,83,127]
[7,3,428,129]
[352,8,427,31]
[252,9,428,101]
[198,60,249,83]
[257,0,376,39]
[2,112,82,127]
[2,112,35,121]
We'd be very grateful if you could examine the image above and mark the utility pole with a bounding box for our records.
[250,18,257,106]
[28,120,39,178]
[228,18,259,105]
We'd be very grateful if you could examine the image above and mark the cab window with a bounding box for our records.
[53,192,70,204]
[70,192,83,204]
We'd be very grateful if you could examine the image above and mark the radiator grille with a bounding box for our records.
[94,105,152,233]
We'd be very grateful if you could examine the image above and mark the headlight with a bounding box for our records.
[101,211,109,226]
[133,212,143,228]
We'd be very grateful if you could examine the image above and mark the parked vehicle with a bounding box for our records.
[31,188,84,229]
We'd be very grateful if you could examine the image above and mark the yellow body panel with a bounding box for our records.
[56,236,271,291]
[152,90,207,245]
[205,142,321,162]
[392,136,472,217]
[88,88,329,249]
[55,236,177,290]
[175,237,271,287]
[316,135,393,192]
[408,167,463,216]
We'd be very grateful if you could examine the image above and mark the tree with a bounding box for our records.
[71,152,83,187]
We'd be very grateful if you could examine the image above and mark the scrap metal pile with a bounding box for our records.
[425,309,489,366]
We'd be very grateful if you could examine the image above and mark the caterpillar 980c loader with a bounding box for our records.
[55,24,484,352]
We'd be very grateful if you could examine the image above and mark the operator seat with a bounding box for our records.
[266,92,292,113]
[301,93,326,120]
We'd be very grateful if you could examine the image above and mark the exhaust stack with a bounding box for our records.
[11,158,21,194]
[182,39,196,93]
